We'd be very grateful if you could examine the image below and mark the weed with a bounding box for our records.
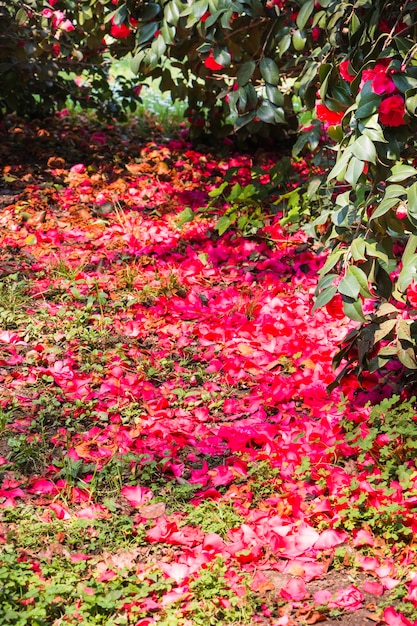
[182,500,245,538]
[49,259,85,280]
[342,395,417,484]
[0,274,32,328]
[244,459,282,504]
[3,505,144,554]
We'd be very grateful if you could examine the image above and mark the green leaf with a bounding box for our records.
[377,302,399,317]
[15,8,28,25]
[387,164,417,182]
[257,101,277,124]
[398,255,417,292]
[374,319,397,343]
[396,343,417,369]
[351,238,367,261]
[137,22,159,45]
[348,265,373,298]
[318,247,344,276]
[328,148,352,181]
[296,0,314,29]
[292,29,307,51]
[345,156,364,186]
[402,234,417,267]
[407,182,417,214]
[355,90,381,119]
[237,61,256,87]
[216,214,235,236]
[140,3,161,20]
[384,184,406,199]
[397,319,412,342]
[165,1,180,24]
[266,84,284,106]
[369,197,399,221]
[208,181,228,198]
[351,135,377,164]
[260,58,280,85]
[342,297,366,322]
[177,207,195,227]
[312,285,337,312]
[338,273,360,299]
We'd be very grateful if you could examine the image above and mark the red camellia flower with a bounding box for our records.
[110,19,132,39]
[316,103,344,125]
[204,51,224,71]
[325,293,345,319]
[378,95,406,127]
[339,60,355,82]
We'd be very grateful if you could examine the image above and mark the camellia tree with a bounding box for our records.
[3,0,417,387]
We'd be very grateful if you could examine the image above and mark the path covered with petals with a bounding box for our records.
[0,116,416,626]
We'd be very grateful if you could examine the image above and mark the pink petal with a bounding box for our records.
[75,504,109,519]
[28,479,56,495]
[383,607,414,626]
[314,589,332,605]
[315,529,347,549]
[281,577,307,601]
[353,529,375,547]
[363,580,384,596]
[121,485,153,507]
[50,502,71,520]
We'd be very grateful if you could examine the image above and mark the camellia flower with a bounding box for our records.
[378,94,406,126]
[407,282,417,308]
[110,19,132,39]
[339,60,355,82]
[204,51,224,70]
[316,103,344,125]
[372,72,396,95]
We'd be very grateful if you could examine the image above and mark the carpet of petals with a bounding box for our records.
[0,115,416,626]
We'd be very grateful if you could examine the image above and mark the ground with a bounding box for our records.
[0,113,416,626]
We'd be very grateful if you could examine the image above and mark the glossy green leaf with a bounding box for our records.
[311,285,337,312]
[296,0,315,29]
[137,22,159,45]
[342,297,366,322]
[237,61,256,87]
[348,265,373,298]
[351,135,376,164]
[369,197,398,221]
[386,164,417,182]
[374,319,397,343]
[292,29,307,51]
[407,182,417,214]
[338,273,360,299]
[177,207,195,227]
[351,238,367,261]
[345,156,364,187]
[260,58,280,86]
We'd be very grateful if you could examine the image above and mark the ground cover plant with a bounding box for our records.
[2,113,417,626]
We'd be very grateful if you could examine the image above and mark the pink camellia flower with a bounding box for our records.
[59,19,75,32]
[378,95,406,126]
[407,282,417,308]
[372,73,397,95]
